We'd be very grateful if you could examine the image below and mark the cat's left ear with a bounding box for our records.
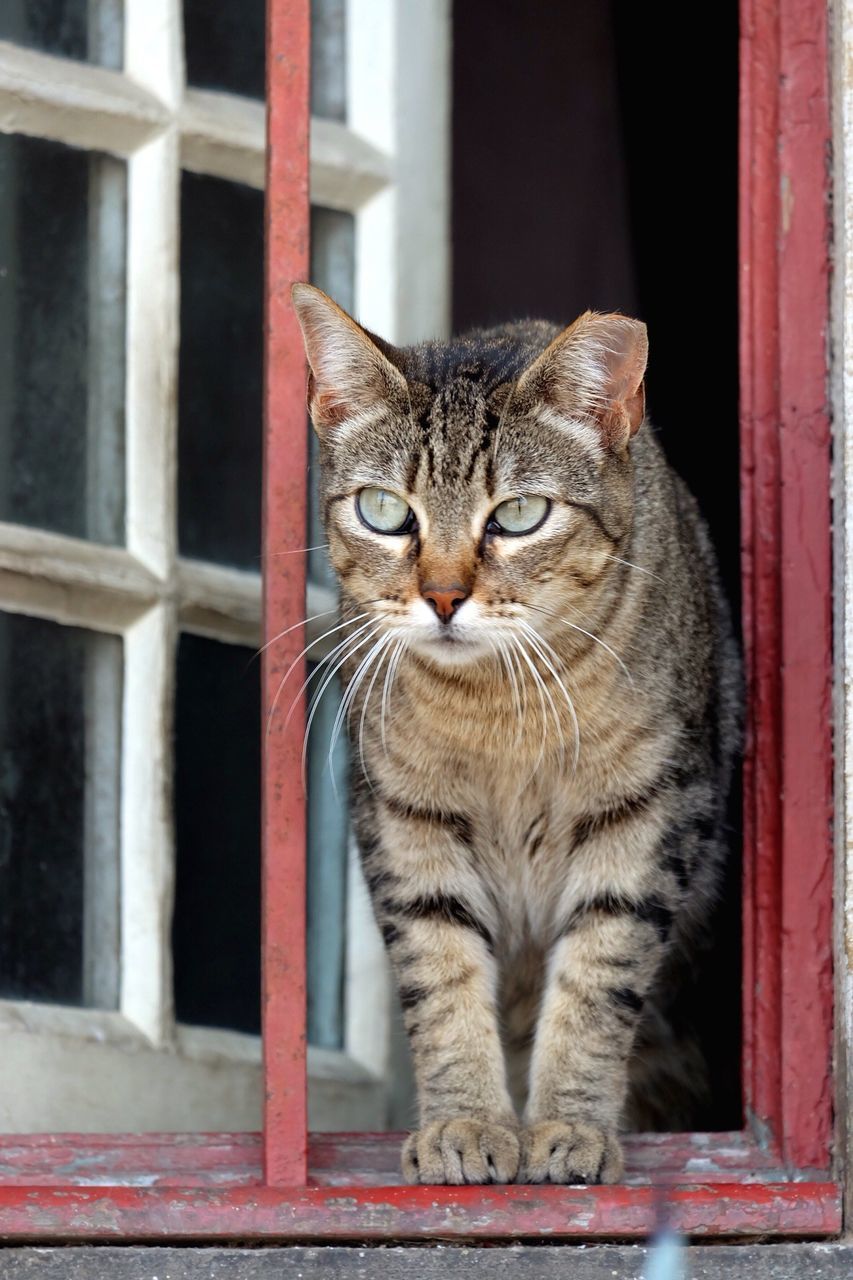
[516,311,648,452]
[291,283,408,436]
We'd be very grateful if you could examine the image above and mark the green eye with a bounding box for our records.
[356,487,413,533]
[489,495,550,535]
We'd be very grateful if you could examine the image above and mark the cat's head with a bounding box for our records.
[292,284,647,668]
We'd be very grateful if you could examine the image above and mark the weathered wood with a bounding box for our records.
[0,1131,791,1189]
[2,1244,853,1278]
[739,0,833,1171]
[0,1181,840,1241]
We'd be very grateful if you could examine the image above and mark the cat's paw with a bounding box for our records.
[402,1118,520,1185]
[519,1121,623,1184]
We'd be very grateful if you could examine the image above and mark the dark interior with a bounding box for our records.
[452,0,741,1129]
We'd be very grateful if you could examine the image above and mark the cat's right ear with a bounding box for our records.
[291,283,408,436]
[515,311,648,453]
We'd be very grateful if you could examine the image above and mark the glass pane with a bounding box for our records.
[305,665,348,1049]
[183,0,345,114]
[0,613,122,1008]
[183,0,265,99]
[308,208,355,588]
[0,135,126,544]
[0,0,122,68]
[302,208,355,1048]
[173,634,261,1035]
[178,172,263,568]
[311,0,346,122]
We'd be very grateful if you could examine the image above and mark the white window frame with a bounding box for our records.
[0,0,449,1133]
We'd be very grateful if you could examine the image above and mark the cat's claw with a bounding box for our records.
[402,1118,520,1185]
[519,1121,623,1184]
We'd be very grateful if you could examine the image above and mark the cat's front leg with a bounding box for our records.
[362,807,518,1185]
[522,861,675,1185]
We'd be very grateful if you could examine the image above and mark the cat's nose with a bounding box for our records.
[421,584,469,623]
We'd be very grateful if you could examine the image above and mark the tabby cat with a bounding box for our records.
[292,284,741,1185]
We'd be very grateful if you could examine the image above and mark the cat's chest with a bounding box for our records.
[392,712,664,943]
[371,659,663,939]
[472,779,585,931]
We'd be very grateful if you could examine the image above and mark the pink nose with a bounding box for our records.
[422,585,468,623]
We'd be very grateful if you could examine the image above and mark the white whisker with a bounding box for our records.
[256,606,338,660]
[525,602,634,689]
[264,612,373,738]
[263,541,331,559]
[328,629,396,796]
[522,633,568,767]
[602,552,663,582]
[490,633,524,742]
[358,631,400,785]
[518,620,580,773]
[381,635,408,757]
[301,623,384,783]
[506,634,529,724]
[513,635,553,777]
[277,623,378,752]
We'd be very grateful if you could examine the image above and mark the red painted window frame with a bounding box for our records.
[0,0,840,1243]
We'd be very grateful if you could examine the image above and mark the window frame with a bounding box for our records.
[0,0,841,1243]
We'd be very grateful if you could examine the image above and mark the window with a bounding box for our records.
[0,0,447,1136]
[0,0,840,1247]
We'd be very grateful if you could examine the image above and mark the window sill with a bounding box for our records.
[0,1132,840,1241]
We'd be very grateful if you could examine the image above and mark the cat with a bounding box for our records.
[292,283,741,1185]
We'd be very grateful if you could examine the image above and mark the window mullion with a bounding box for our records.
[124,0,183,112]
[392,0,450,343]
[117,0,184,1046]
[0,524,159,596]
[179,88,266,190]
[0,40,168,155]
[176,559,261,647]
[309,117,391,211]
[119,602,177,1044]
[124,0,182,579]
[124,135,180,580]
[332,0,397,1087]
[180,90,394,211]
[347,0,396,341]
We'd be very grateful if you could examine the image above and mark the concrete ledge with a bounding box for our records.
[2,1243,853,1278]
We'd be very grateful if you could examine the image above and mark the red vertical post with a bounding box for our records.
[739,0,832,1170]
[262,0,311,1187]
[739,0,784,1155]
[775,0,833,1172]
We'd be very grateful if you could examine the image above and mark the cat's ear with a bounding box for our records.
[516,311,648,451]
[291,283,408,435]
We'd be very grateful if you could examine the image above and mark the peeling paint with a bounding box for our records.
[781,172,794,234]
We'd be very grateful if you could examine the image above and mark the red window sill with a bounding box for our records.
[0,1132,840,1240]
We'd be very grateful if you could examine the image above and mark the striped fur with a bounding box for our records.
[293,286,742,1186]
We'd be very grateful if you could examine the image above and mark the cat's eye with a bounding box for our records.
[488,495,550,536]
[356,487,414,534]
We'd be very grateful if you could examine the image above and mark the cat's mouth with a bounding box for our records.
[407,622,494,667]
[399,595,496,666]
